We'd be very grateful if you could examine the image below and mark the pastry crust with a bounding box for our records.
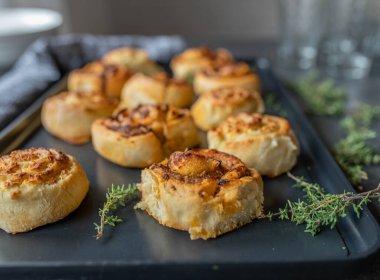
[193,62,260,95]
[102,47,162,75]
[0,148,89,233]
[136,148,263,240]
[170,46,234,83]
[208,113,299,177]
[67,61,133,98]
[41,91,118,144]
[120,72,193,109]
[91,105,200,168]
[191,86,265,130]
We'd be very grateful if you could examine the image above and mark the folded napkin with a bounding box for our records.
[0,34,186,131]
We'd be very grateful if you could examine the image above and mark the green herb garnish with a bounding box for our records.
[334,104,380,185]
[293,72,346,116]
[263,173,380,236]
[264,93,288,117]
[293,72,380,186]
[350,103,380,127]
[95,184,138,240]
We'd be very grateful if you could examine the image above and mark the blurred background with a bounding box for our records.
[2,0,279,40]
[1,0,380,78]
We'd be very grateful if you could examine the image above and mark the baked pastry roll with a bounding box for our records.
[193,62,260,95]
[102,47,162,75]
[170,46,234,83]
[67,61,133,98]
[0,148,89,233]
[92,104,200,168]
[208,113,299,177]
[136,148,263,240]
[120,72,193,109]
[191,86,265,130]
[42,91,118,144]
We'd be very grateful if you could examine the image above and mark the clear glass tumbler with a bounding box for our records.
[277,0,324,70]
[319,0,379,79]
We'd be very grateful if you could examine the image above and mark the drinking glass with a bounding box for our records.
[277,0,324,70]
[319,0,380,79]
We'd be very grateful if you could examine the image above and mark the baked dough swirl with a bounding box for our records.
[120,72,193,109]
[102,47,162,75]
[0,148,89,233]
[208,113,299,177]
[193,62,260,95]
[91,104,200,167]
[68,61,133,98]
[136,148,263,240]
[191,86,265,130]
[42,91,118,144]
[170,46,234,83]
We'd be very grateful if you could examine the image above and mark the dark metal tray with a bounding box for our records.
[0,59,379,280]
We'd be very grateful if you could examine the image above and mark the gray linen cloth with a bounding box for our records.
[0,34,185,130]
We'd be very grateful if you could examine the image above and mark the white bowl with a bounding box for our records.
[0,8,63,69]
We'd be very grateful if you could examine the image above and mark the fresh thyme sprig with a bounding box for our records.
[334,125,380,185]
[334,104,380,185]
[94,183,138,240]
[293,72,380,186]
[264,93,288,118]
[293,71,346,116]
[262,173,380,236]
[351,103,380,127]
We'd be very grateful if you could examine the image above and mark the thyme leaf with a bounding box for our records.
[334,104,380,185]
[293,72,346,116]
[351,103,380,127]
[264,93,288,118]
[261,173,380,236]
[94,183,138,240]
[293,73,380,186]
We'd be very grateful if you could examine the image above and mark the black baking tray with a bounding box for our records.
[0,58,379,280]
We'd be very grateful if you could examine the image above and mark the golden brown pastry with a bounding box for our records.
[193,62,260,95]
[191,86,265,130]
[102,47,162,74]
[91,104,200,168]
[41,91,118,144]
[136,148,263,240]
[170,46,234,83]
[67,61,133,98]
[120,72,194,109]
[0,148,89,233]
[208,113,299,177]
